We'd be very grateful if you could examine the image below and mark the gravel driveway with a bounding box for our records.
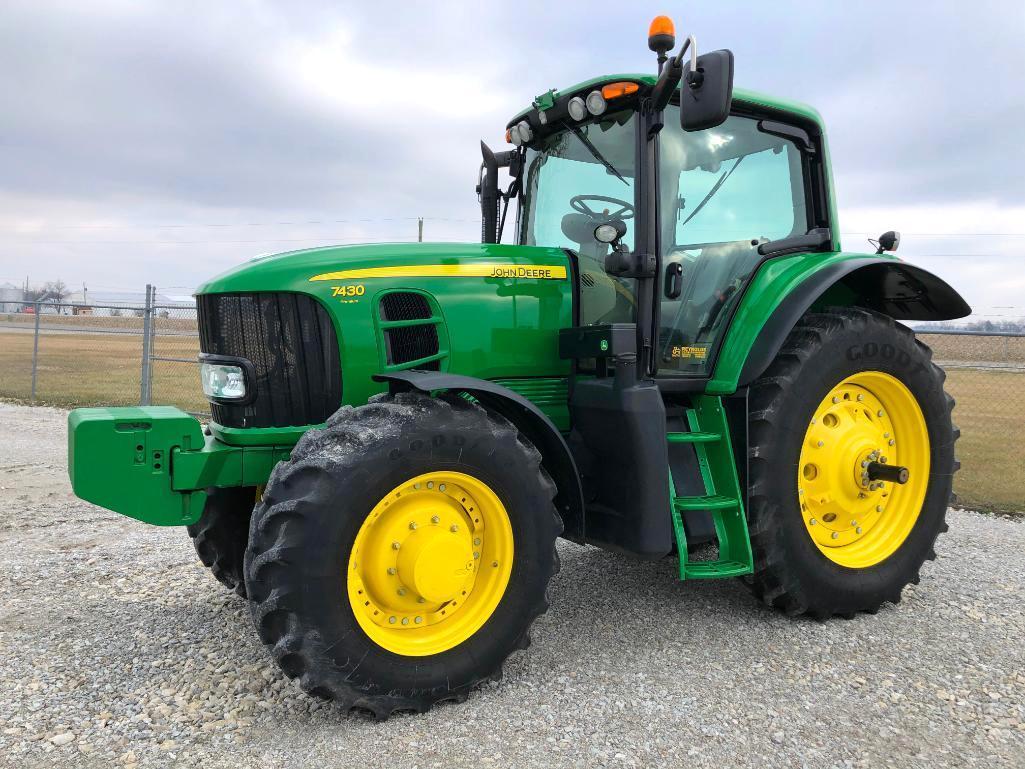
[1,402,1023,768]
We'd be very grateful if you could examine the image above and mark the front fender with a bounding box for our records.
[374,371,585,542]
[708,252,971,394]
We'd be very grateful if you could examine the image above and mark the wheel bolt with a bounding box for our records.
[473,537,481,546]
[427,482,434,489]
[417,597,425,604]
[857,394,864,402]
[388,616,397,624]
[492,561,499,568]
[431,515,440,524]
[856,527,863,534]
[450,524,459,532]
[409,521,418,530]
[473,552,480,559]
[809,518,817,526]
[401,617,409,625]
[878,410,885,417]
[831,532,839,539]
[888,439,895,446]
[439,484,446,492]
[414,616,423,624]
[876,505,883,512]
[832,396,839,404]
[817,441,824,447]
[391,541,401,550]
[397,588,406,596]
[387,567,397,575]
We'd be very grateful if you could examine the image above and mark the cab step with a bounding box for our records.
[667,396,754,581]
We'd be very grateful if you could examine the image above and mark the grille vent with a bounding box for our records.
[378,291,442,370]
[380,291,432,321]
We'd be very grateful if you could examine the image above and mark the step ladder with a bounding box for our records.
[667,395,753,580]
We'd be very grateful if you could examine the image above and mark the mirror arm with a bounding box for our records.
[651,35,697,112]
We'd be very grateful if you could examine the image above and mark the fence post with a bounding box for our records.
[140,285,153,406]
[30,301,41,404]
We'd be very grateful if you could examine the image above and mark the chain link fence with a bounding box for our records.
[0,286,204,415]
[0,296,1021,512]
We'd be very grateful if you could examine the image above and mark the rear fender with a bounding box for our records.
[708,254,971,393]
[374,371,586,542]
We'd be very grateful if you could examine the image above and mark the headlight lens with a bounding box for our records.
[200,362,246,400]
[516,120,532,143]
[509,124,523,146]
[585,90,607,116]
[567,96,586,121]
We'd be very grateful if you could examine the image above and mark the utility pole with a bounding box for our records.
[83,282,88,306]
[418,217,424,243]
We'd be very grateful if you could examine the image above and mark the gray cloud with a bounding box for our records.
[0,0,1022,314]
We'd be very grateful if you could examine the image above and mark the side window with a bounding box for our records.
[657,111,809,375]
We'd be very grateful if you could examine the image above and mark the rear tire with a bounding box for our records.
[187,486,257,598]
[243,392,561,718]
[745,308,957,618]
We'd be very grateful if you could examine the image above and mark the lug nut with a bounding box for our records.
[473,537,481,546]
[417,597,426,604]
[431,515,440,524]
[450,524,459,532]
[889,439,895,446]
[387,567,397,575]
[876,505,883,512]
[391,541,401,550]
[492,561,499,568]
[473,552,480,559]
[409,521,418,530]
[439,484,446,491]
[401,617,409,625]
[817,441,824,447]
[831,532,839,540]
[856,527,863,534]
[809,518,817,526]
[388,616,397,624]
[414,616,423,624]
[878,410,885,417]
[832,396,840,404]
[397,588,406,596]
[857,394,864,402]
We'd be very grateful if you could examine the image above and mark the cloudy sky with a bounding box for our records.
[1,1,1022,318]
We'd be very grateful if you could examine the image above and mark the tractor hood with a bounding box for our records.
[194,241,576,419]
[195,242,572,296]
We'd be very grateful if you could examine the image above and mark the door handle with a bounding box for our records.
[664,262,683,299]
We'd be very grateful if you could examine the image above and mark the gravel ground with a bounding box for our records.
[1,402,1023,768]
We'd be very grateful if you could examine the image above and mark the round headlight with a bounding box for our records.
[517,120,532,143]
[594,223,621,244]
[567,96,586,121]
[586,90,607,116]
[509,125,523,146]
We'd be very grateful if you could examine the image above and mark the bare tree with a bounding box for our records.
[43,280,69,313]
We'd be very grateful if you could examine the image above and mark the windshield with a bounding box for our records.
[519,110,638,325]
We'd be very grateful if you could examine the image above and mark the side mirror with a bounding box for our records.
[680,49,734,132]
[876,230,901,254]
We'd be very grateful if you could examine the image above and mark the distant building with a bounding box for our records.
[0,282,24,312]
[66,290,194,317]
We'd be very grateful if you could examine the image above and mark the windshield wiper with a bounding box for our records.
[679,155,744,230]
[565,122,628,186]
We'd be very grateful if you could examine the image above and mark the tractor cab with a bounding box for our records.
[481,19,834,382]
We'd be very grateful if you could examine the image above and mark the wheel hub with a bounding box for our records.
[347,471,513,656]
[798,371,929,568]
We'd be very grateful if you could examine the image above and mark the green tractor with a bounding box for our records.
[68,17,969,717]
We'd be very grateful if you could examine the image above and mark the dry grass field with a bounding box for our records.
[1,327,1022,512]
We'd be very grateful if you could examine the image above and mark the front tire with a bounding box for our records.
[746,308,957,618]
[243,392,561,717]
[187,486,257,598]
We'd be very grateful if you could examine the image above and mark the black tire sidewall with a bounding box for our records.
[756,314,954,610]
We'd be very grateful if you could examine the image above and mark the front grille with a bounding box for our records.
[197,292,342,428]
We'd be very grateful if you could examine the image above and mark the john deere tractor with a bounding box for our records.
[68,17,969,717]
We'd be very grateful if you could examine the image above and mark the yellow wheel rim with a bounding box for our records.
[798,371,929,568]
[347,471,514,656]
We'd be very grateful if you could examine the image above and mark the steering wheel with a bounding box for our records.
[570,195,635,221]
